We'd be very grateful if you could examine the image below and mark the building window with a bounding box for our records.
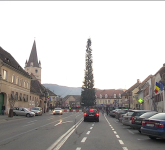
[119,94,121,98]
[16,77,19,85]
[3,70,7,80]
[27,82,29,89]
[20,93,22,101]
[24,81,26,88]
[105,94,108,98]
[108,100,110,103]
[100,94,102,98]
[15,92,18,100]
[12,74,15,83]
[114,94,116,98]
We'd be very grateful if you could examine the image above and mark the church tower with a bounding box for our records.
[25,40,41,83]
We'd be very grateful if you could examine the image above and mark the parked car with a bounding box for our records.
[119,113,128,122]
[110,109,121,117]
[141,113,165,139]
[84,108,99,122]
[13,107,35,117]
[115,109,130,120]
[122,110,152,126]
[130,111,158,133]
[53,108,63,115]
[31,107,43,116]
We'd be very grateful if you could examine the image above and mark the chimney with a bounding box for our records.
[137,79,140,83]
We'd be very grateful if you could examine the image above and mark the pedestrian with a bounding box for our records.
[2,104,5,115]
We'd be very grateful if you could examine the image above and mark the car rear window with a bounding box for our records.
[55,108,61,110]
[127,111,134,116]
[89,109,97,113]
[133,112,146,116]
[149,113,165,120]
[119,110,127,113]
[140,112,157,118]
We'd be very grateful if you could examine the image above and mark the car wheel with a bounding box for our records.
[26,113,30,117]
[149,136,156,140]
[13,112,16,116]
[97,119,99,122]
[138,130,141,133]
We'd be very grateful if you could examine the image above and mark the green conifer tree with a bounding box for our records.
[81,38,96,106]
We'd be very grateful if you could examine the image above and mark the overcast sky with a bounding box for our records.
[1,1,165,89]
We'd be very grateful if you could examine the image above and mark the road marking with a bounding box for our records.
[90,127,93,129]
[81,137,87,142]
[112,128,114,130]
[127,129,134,134]
[116,135,120,138]
[119,140,124,145]
[114,131,117,134]
[76,147,81,150]
[54,121,73,126]
[47,118,83,150]
[23,123,35,127]
[86,131,90,135]
[27,120,37,123]
[123,147,128,150]
[0,113,79,144]
[92,124,94,126]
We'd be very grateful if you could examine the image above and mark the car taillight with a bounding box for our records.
[155,123,164,128]
[130,116,135,120]
[142,121,146,125]
[96,113,99,116]
[132,117,135,123]
[84,113,87,116]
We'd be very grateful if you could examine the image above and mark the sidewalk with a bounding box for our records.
[0,115,27,124]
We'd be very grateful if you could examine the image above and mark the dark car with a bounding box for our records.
[84,109,99,122]
[130,111,157,133]
[115,109,130,120]
[141,113,165,139]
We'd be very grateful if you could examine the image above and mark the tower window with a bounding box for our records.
[35,69,38,73]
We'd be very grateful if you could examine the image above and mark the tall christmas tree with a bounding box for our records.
[81,38,96,106]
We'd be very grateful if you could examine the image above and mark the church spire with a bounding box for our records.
[27,40,39,67]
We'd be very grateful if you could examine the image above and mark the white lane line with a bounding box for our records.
[90,127,93,129]
[47,118,83,150]
[27,120,37,123]
[81,137,87,143]
[114,131,117,134]
[119,140,124,145]
[86,131,90,135]
[116,135,120,138]
[76,147,81,150]
[92,124,94,126]
[127,129,134,134]
[112,128,114,130]
[23,123,35,127]
[123,147,128,150]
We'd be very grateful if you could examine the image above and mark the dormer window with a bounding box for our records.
[100,94,102,98]
[30,62,33,67]
[114,94,116,98]
[105,94,108,98]
[119,94,121,98]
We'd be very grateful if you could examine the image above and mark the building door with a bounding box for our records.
[0,93,4,115]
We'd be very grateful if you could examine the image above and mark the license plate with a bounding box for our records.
[146,124,154,127]
[89,115,94,116]
[135,121,141,123]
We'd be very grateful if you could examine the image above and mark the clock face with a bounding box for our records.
[35,69,38,73]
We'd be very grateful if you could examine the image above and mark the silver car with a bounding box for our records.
[13,107,35,117]
[122,110,151,126]
[31,107,43,116]
[53,108,63,115]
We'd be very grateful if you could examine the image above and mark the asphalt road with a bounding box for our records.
[0,112,165,150]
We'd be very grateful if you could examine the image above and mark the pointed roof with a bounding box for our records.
[27,40,39,67]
